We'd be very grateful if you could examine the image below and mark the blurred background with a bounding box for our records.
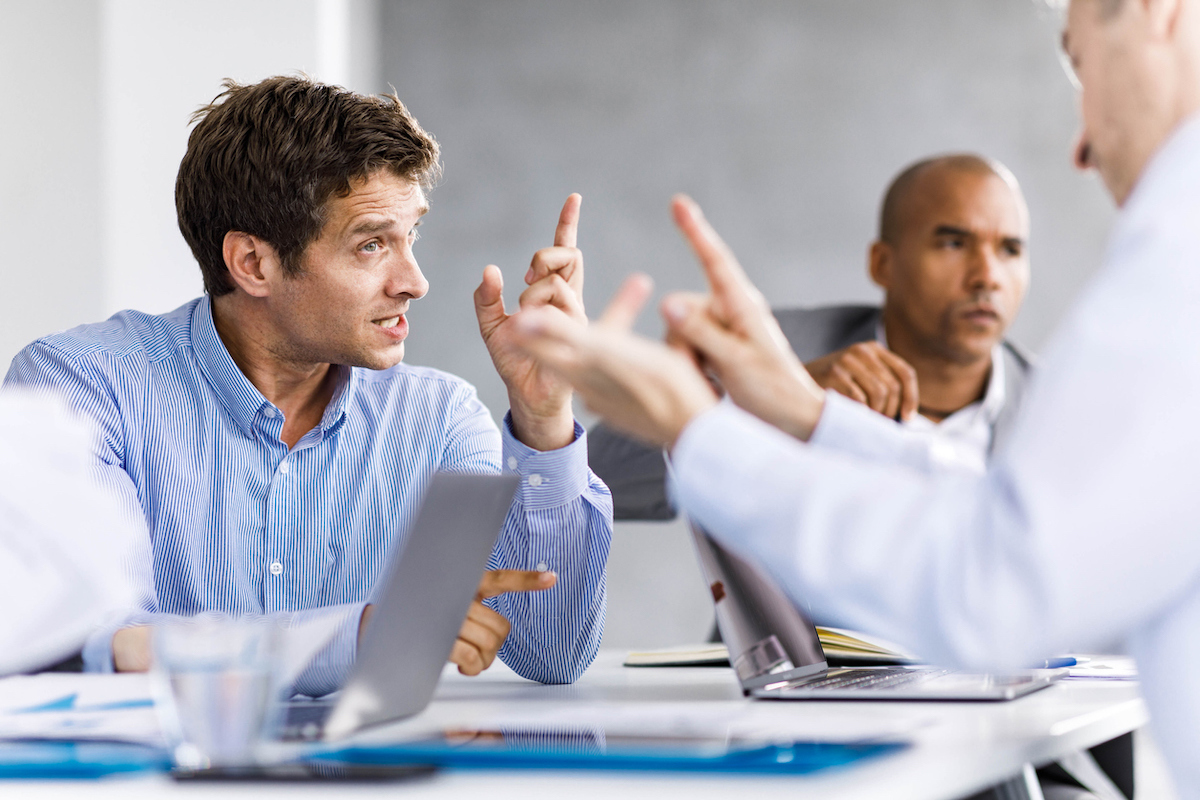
[1,0,1113,651]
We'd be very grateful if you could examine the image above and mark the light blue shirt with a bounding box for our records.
[671,114,1200,797]
[4,296,612,696]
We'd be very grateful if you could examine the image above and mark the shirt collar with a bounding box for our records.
[875,318,1006,424]
[190,296,355,438]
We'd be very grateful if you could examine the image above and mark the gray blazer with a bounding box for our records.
[588,304,1034,521]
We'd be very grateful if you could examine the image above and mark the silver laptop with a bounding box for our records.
[689,523,1057,701]
[285,472,520,740]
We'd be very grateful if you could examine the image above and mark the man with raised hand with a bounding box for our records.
[589,154,1034,520]
[508,0,1200,792]
[5,76,611,695]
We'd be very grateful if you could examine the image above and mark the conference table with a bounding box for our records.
[10,650,1146,800]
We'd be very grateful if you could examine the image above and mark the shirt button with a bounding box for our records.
[536,562,548,572]
[528,473,543,488]
[269,561,283,576]
[278,461,290,475]
[507,456,518,471]
[263,407,276,418]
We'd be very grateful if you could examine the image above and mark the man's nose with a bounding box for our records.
[966,245,1002,292]
[388,252,429,300]
[1072,128,1093,171]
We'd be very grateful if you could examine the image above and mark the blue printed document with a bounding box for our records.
[0,674,161,746]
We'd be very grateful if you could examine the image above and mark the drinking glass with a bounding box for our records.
[151,614,284,769]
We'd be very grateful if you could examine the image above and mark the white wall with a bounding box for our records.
[98,0,381,319]
[1,0,379,368]
[0,0,103,370]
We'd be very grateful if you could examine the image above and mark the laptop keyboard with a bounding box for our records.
[789,668,951,691]
[279,700,335,741]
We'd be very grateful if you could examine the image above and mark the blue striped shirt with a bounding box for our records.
[4,297,611,695]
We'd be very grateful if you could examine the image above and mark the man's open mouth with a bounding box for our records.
[373,316,402,328]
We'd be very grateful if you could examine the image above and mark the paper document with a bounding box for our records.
[0,673,162,746]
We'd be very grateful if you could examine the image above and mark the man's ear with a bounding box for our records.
[222,231,280,298]
[868,241,893,290]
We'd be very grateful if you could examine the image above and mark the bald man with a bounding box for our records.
[590,153,1034,520]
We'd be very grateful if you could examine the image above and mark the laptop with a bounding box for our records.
[283,472,520,741]
[689,522,1057,701]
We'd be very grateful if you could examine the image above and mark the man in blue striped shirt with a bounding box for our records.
[4,76,612,696]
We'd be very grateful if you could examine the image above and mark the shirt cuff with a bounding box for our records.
[288,603,364,698]
[501,413,590,510]
[809,391,934,473]
[82,627,118,673]
[82,610,158,673]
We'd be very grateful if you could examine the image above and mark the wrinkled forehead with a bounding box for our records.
[335,172,427,219]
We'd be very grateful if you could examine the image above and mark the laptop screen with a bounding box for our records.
[689,523,828,691]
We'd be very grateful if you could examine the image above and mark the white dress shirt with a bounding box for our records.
[875,322,1006,474]
[670,113,1200,798]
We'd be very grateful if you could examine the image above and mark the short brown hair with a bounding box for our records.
[176,75,441,297]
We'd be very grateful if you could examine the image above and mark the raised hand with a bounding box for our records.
[661,195,827,441]
[475,194,586,451]
[511,274,719,449]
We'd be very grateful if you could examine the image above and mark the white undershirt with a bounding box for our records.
[875,321,1005,475]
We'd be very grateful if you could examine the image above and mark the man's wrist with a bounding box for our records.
[778,387,827,442]
[507,398,575,451]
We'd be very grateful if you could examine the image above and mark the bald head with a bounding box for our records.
[868,153,1031,367]
[879,155,1023,245]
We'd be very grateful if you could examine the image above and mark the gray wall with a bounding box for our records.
[380,0,1118,649]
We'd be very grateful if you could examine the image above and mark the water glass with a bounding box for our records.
[151,614,283,769]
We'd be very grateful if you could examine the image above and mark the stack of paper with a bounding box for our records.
[815,627,917,664]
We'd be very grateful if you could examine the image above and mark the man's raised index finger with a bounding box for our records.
[554,193,582,249]
[670,195,754,317]
[477,568,558,599]
[598,274,654,332]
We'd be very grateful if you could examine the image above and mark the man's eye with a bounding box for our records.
[938,237,965,250]
[362,241,381,253]
[1003,244,1023,257]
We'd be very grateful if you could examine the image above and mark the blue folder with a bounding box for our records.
[0,742,169,779]
[318,729,906,775]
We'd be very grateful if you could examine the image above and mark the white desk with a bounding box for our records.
[12,651,1146,800]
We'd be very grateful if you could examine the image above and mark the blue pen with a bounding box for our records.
[1039,657,1077,669]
